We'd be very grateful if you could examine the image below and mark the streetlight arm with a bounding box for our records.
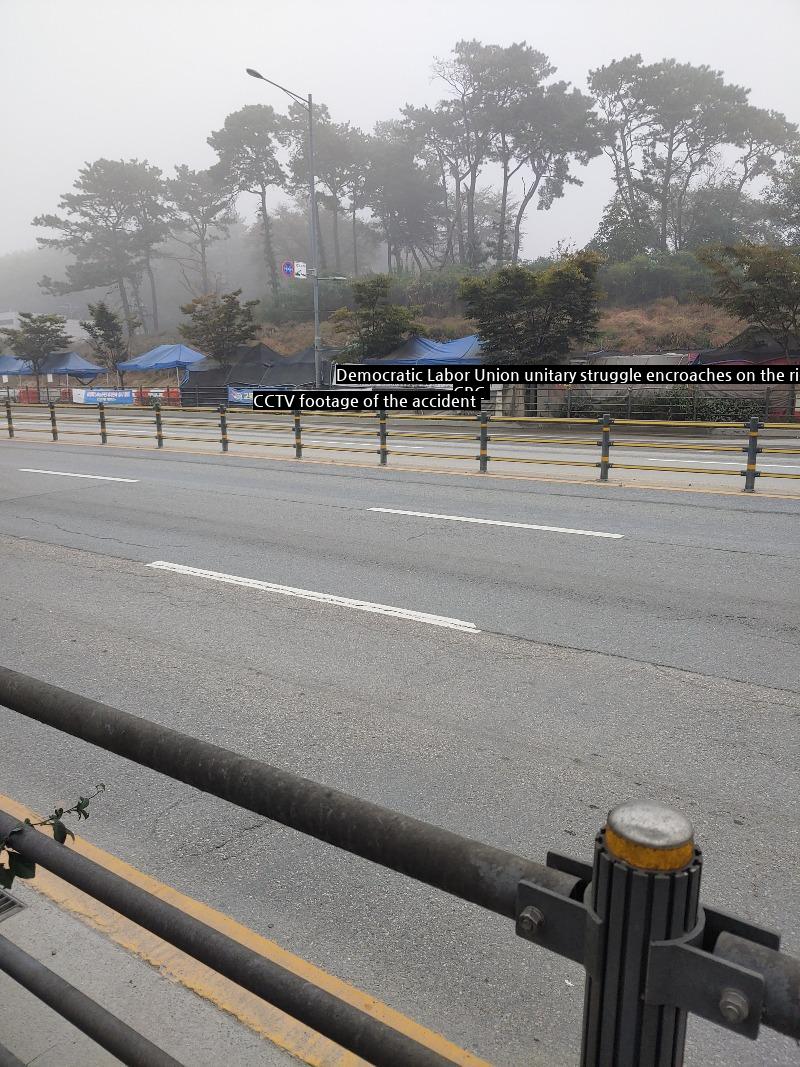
[245,69,309,109]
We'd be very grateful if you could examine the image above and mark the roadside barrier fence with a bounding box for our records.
[4,400,800,492]
[0,666,798,1066]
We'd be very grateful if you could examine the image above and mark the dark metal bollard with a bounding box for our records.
[741,416,762,493]
[581,803,700,1066]
[597,413,612,481]
[49,402,58,441]
[517,801,783,1063]
[98,402,107,444]
[218,405,228,453]
[477,413,489,472]
[293,411,302,458]
[378,408,388,466]
[5,400,13,439]
[154,402,163,448]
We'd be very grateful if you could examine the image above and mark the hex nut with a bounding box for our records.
[719,988,750,1024]
[518,906,545,935]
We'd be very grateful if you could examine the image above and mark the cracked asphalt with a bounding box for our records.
[0,440,798,1066]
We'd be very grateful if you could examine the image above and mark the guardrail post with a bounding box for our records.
[5,400,13,439]
[741,416,762,493]
[154,402,163,448]
[378,408,388,466]
[580,802,700,1067]
[48,401,58,441]
[293,411,302,458]
[218,405,228,453]
[477,412,489,472]
[597,413,612,481]
[98,402,107,444]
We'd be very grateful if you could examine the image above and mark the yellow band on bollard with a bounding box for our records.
[605,825,694,871]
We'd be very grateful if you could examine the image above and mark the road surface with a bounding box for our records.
[0,439,798,1066]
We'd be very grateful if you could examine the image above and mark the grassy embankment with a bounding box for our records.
[60,300,743,389]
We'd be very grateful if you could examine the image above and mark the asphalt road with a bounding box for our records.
[0,439,798,1066]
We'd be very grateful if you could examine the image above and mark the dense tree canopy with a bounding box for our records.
[167,165,237,296]
[80,301,129,384]
[0,311,72,387]
[696,243,800,356]
[460,252,603,360]
[33,159,168,336]
[208,105,285,298]
[588,55,797,256]
[331,275,420,359]
[178,289,259,368]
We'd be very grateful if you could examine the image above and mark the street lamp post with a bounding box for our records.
[246,68,322,388]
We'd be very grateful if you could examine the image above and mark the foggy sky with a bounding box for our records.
[2,0,799,260]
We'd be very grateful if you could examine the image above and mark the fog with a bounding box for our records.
[2,0,799,258]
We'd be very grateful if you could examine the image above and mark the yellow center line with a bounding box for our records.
[0,793,490,1067]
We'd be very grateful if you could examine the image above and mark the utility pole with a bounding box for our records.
[307,93,322,387]
[246,68,323,386]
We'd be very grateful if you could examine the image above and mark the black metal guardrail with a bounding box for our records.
[5,401,800,492]
[0,666,798,1066]
[0,932,181,1066]
[0,1041,25,1067]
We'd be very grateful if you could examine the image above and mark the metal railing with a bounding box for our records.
[4,401,800,492]
[0,666,798,1066]
[505,381,799,422]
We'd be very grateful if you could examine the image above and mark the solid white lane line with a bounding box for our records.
[369,508,623,539]
[635,456,800,471]
[19,469,139,483]
[147,561,480,633]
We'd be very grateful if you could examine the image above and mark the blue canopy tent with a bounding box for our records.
[0,355,28,375]
[41,351,103,381]
[0,355,27,398]
[363,335,483,366]
[119,344,206,371]
[119,344,207,386]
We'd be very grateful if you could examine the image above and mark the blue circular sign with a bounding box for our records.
[282,260,294,277]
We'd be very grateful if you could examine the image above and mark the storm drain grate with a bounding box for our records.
[0,890,26,923]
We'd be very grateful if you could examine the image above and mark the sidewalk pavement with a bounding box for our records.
[0,883,300,1067]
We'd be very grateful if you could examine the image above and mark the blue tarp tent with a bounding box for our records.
[363,335,483,366]
[41,351,103,380]
[0,355,27,374]
[118,344,206,372]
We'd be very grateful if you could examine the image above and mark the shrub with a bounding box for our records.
[599,253,714,306]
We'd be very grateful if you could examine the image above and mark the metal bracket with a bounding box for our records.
[546,850,592,884]
[517,873,775,1040]
[516,878,604,979]
[646,926,765,1040]
[702,905,780,952]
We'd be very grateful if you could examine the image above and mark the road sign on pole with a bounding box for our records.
[294,261,307,279]
[281,260,295,278]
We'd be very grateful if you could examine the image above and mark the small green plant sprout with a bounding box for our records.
[0,783,106,889]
